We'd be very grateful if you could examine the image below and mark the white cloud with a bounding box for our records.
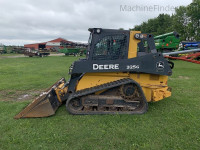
[0,0,192,45]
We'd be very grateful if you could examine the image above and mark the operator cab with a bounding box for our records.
[86,28,157,60]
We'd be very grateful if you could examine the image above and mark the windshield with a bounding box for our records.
[92,35,127,60]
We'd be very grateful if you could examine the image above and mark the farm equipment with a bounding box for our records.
[180,41,200,50]
[59,41,87,56]
[0,44,7,54]
[164,49,200,64]
[154,32,180,52]
[11,47,26,54]
[59,48,86,56]
[16,28,197,119]
[24,48,50,57]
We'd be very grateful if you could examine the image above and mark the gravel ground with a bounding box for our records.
[0,53,65,59]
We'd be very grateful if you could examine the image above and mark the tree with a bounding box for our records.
[171,6,189,41]
[186,0,200,40]
[131,14,173,36]
[131,0,200,41]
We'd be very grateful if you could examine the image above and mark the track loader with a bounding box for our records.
[15,28,174,118]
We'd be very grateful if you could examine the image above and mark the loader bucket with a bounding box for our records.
[14,78,65,119]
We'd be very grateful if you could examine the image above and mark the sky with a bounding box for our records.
[0,0,192,45]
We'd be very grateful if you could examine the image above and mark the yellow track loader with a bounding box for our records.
[15,28,173,118]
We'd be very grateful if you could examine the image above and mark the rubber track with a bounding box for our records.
[66,78,148,115]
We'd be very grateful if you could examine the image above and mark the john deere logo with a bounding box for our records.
[156,61,164,70]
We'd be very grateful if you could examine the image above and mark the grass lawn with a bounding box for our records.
[0,57,200,150]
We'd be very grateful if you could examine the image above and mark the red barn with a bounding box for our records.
[24,38,73,50]
[24,42,47,50]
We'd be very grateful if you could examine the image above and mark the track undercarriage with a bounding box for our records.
[66,78,148,115]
